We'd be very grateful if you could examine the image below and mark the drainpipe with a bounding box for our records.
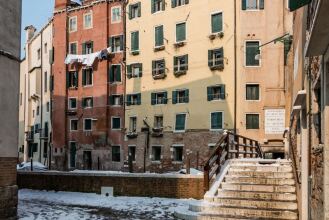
[233,0,237,134]
[39,32,44,163]
[123,0,128,169]
[307,56,313,220]
[106,0,110,147]
[64,8,69,170]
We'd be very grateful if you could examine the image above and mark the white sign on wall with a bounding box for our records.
[265,109,285,134]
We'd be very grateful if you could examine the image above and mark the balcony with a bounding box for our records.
[126,131,138,139]
[305,0,329,56]
[152,127,163,137]
[26,131,34,142]
[39,128,49,139]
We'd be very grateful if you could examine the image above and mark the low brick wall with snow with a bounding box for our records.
[17,171,204,199]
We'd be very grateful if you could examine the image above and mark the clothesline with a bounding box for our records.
[64,47,111,67]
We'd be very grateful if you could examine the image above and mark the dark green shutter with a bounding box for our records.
[49,48,54,64]
[74,71,78,87]
[219,48,224,65]
[259,0,264,9]
[109,96,113,105]
[129,5,132,19]
[212,13,222,33]
[110,37,114,52]
[116,65,121,82]
[220,85,226,100]
[185,0,189,4]
[70,144,76,168]
[174,56,178,72]
[176,23,186,42]
[242,0,247,10]
[120,95,124,105]
[155,25,163,46]
[127,95,132,106]
[66,72,69,88]
[152,60,156,75]
[120,35,124,51]
[137,93,141,105]
[172,91,177,104]
[207,87,212,101]
[289,0,311,11]
[82,43,86,54]
[109,66,114,82]
[127,65,132,79]
[162,0,165,10]
[82,70,86,85]
[208,50,213,67]
[185,55,189,70]
[138,2,141,17]
[151,0,155,13]
[184,89,189,103]
[151,93,156,105]
[50,75,54,91]
[171,0,176,8]
[164,92,168,104]
[138,63,143,77]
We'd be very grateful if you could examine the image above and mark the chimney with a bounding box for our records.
[24,25,36,42]
[55,0,70,10]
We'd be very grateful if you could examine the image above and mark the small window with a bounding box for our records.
[83,118,92,131]
[129,116,137,132]
[246,84,260,100]
[242,0,265,10]
[109,95,123,106]
[69,16,77,32]
[35,124,40,133]
[37,49,41,60]
[154,25,164,47]
[67,71,78,88]
[246,114,259,129]
[47,102,50,112]
[127,63,143,78]
[37,106,40,115]
[110,35,124,52]
[152,146,162,161]
[82,68,93,86]
[154,115,163,128]
[68,97,77,109]
[112,146,121,162]
[151,92,167,105]
[151,0,165,13]
[174,55,188,73]
[207,85,225,101]
[69,42,77,54]
[112,117,121,130]
[208,48,224,69]
[246,41,260,66]
[44,71,48,93]
[44,43,48,53]
[211,112,223,130]
[129,2,141,19]
[128,146,136,161]
[211,12,223,33]
[176,22,186,42]
[173,145,183,162]
[83,12,93,29]
[172,89,189,104]
[111,7,121,23]
[82,41,93,54]
[70,119,78,131]
[131,31,139,52]
[152,59,166,77]
[70,142,77,168]
[109,65,121,83]
[126,93,141,106]
[172,0,189,8]
[82,97,93,109]
[175,113,186,131]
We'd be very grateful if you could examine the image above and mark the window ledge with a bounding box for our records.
[152,73,167,80]
[68,87,78,90]
[131,50,140,56]
[154,45,165,52]
[127,132,138,138]
[174,70,187,77]
[172,161,183,164]
[173,130,186,133]
[210,65,224,71]
[174,41,186,48]
[151,161,161,164]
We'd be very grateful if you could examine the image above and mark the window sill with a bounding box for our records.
[245,65,261,68]
[209,32,224,40]
[210,129,224,132]
[68,87,78,90]
[112,128,121,131]
[152,73,166,80]
[82,85,93,88]
[210,65,224,71]
[151,161,161,164]
[172,161,183,164]
[174,70,187,77]
[209,99,225,102]
[173,102,188,105]
[174,41,186,48]
[154,45,165,52]
[131,50,140,56]
[109,82,123,85]
[173,130,186,133]
[110,105,123,107]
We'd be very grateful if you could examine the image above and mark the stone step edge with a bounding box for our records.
[221,182,296,187]
[199,212,297,220]
[218,189,297,194]
[226,175,294,179]
[214,197,298,203]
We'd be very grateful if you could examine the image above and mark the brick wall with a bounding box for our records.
[18,171,204,199]
[0,157,17,186]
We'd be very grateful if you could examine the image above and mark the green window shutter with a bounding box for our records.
[176,23,186,42]
[109,66,114,82]
[155,25,164,46]
[49,48,54,64]
[120,35,124,51]
[152,60,156,75]
[109,96,113,105]
[82,43,86,54]
[120,95,124,105]
[171,0,176,8]
[175,114,185,131]
[162,0,165,10]
[164,92,168,104]
[207,87,212,101]
[212,13,223,33]
[90,41,94,53]
[151,93,156,105]
[185,0,189,4]
[137,93,142,105]
[127,95,132,106]
[184,89,189,103]
[131,31,139,51]
[220,85,226,100]
[74,71,78,87]
[172,91,177,104]
[110,37,114,52]
[253,115,259,129]
[151,0,155,13]
[259,0,265,9]
[289,0,311,11]
[185,55,189,70]
[129,5,132,19]
[208,50,213,67]
[50,75,54,91]
[116,65,121,82]
[174,56,178,72]
[138,63,143,77]
[66,72,69,88]
[138,2,141,17]
[127,65,132,79]
[242,0,247,10]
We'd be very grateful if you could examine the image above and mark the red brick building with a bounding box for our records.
[52,0,125,170]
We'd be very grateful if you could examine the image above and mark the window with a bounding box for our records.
[129,117,137,132]
[128,146,136,161]
[175,113,186,131]
[152,146,162,161]
[173,145,183,162]
[44,71,48,93]
[172,89,189,104]
[127,63,143,78]
[154,25,164,47]
[151,92,168,105]
[111,7,121,23]
[69,42,77,54]
[83,118,92,131]
[211,12,223,33]
[151,0,165,13]
[207,85,226,101]
[37,106,40,115]
[246,84,260,100]
[246,41,260,66]
[67,71,78,88]
[174,55,188,73]
[129,2,141,19]
[131,31,139,52]
[44,43,48,53]
[242,0,265,10]
[70,142,77,168]
[112,117,121,130]
[70,119,78,131]
[110,35,124,52]
[211,112,223,130]
[109,65,121,83]
[109,95,123,106]
[69,16,77,32]
[176,22,186,42]
[35,123,40,133]
[37,49,41,60]
[68,97,77,109]
[208,48,224,69]
[83,12,93,29]
[172,0,189,7]
[154,115,163,128]
[82,68,93,86]
[82,97,93,109]
[82,41,93,54]
[47,102,50,112]
[152,59,166,77]
[112,146,121,162]
[246,114,259,129]
[126,93,141,106]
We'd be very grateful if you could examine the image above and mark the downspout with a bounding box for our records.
[64,9,69,170]
[307,56,313,220]
[49,23,54,170]
[39,32,44,163]
[123,0,128,168]
[233,0,237,133]
[106,0,110,146]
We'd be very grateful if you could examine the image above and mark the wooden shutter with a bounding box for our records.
[176,23,186,42]
[220,85,226,100]
[208,50,213,67]
[49,48,54,64]
[66,72,69,88]
[172,91,177,104]
[129,5,132,19]
[151,93,156,105]
[185,55,189,70]
[242,0,247,10]
[138,2,141,17]
[120,35,124,51]
[126,95,132,106]
[259,0,264,9]
[82,43,86,54]
[74,71,78,87]
[138,63,143,77]
[127,65,132,79]
[109,37,114,52]
[137,93,142,105]
[152,60,156,75]
[116,65,121,82]
[207,86,212,101]
[109,66,114,82]
[174,56,178,72]
[151,0,155,13]
[184,89,189,103]
[162,0,165,10]
[212,13,223,33]
[164,92,168,104]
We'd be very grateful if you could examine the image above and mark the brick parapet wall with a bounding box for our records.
[0,157,17,186]
[18,171,204,199]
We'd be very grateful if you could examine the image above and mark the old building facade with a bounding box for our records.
[0,0,21,219]
[19,22,53,166]
[52,0,125,170]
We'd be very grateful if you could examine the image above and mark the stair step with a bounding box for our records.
[213,198,298,210]
[230,159,291,166]
[229,165,292,172]
[217,190,297,201]
[224,176,295,185]
[220,183,296,193]
[227,171,293,178]
[174,211,250,220]
[189,205,298,219]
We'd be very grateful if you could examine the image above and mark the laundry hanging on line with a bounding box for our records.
[64,47,111,67]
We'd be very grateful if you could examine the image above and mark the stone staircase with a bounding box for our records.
[175,159,298,220]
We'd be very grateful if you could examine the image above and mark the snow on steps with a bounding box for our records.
[174,159,298,220]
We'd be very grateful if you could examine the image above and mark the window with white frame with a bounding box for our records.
[112,117,121,130]
[176,22,186,43]
[151,0,165,13]
[82,97,93,109]
[110,35,123,52]
[127,63,142,78]
[83,12,93,29]
[242,0,265,10]
[172,0,189,8]
[69,16,77,32]
[246,41,260,66]
[173,89,189,104]
[109,94,123,106]
[129,116,137,132]
[246,114,259,129]
[172,145,183,162]
[129,2,141,19]
[152,59,165,77]
[83,118,92,131]
[82,68,93,86]
[211,12,223,33]
[151,91,167,105]
[69,42,77,54]
[175,113,186,131]
[70,119,78,131]
[68,97,77,109]
[174,55,188,73]
[111,7,121,23]
[246,84,260,100]
[152,146,162,161]
[211,112,223,130]
[154,115,163,128]
[207,85,225,101]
